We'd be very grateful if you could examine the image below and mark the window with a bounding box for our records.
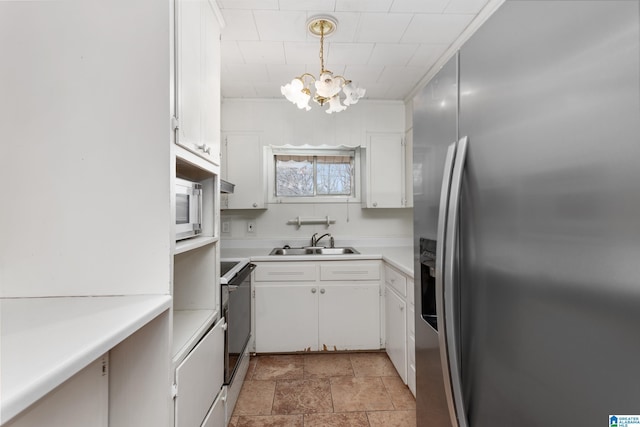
[272,148,357,199]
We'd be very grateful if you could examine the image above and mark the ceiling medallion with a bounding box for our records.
[281,15,366,114]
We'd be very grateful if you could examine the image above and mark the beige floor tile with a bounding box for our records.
[330,376,395,412]
[272,378,333,414]
[252,355,304,381]
[382,376,416,410]
[303,412,370,427]
[367,410,417,427]
[350,352,399,377]
[229,416,239,427]
[236,414,303,427]
[303,353,354,378]
[232,380,276,416]
[246,356,258,380]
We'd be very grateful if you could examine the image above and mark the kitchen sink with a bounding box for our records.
[269,246,360,256]
[315,247,359,255]
[269,248,316,255]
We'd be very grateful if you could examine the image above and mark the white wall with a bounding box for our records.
[0,0,171,297]
[220,98,413,245]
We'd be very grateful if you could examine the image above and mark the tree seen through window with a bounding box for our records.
[276,154,353,197]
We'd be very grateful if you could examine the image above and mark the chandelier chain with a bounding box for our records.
[319,20,325,73]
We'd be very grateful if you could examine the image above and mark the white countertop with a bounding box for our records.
[0,294,172,424]
[222,246,414,277]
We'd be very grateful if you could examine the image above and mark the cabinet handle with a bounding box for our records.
[252,202,258,208]
[197,143,211,154]
[373,202,378,207]
[311,288,317,294]
[400,305,404,311]
[320,288,325,294]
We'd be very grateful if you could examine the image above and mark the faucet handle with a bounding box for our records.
[329,236,335,248]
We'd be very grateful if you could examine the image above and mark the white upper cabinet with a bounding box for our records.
[221,133,266,209]
[175,0,223,165]
[362,133,408,208]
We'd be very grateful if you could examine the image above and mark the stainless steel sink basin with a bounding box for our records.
[269,246,360,255]
[269,248,316,255]
[315,247,359,255]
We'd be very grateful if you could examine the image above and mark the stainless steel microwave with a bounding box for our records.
[175,177,202,240]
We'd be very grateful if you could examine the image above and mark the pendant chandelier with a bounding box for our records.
[281,16,366,114]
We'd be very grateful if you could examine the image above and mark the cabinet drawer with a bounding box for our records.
[254,263,317,282]
[384,265,407,297]
[320,262,380,281]
[175,318,225,427]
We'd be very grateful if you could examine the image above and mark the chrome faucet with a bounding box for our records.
[313,233,334,248]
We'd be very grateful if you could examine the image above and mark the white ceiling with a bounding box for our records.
[218,0,492,101]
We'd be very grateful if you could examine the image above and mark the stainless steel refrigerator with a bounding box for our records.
[412,1,640,426]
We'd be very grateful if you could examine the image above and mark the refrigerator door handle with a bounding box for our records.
[435,141,459,426]
[444,135,469,427]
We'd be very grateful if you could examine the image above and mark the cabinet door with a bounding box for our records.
[364,133,406,208]
[175,318,225,427]
[254,284,318,352]
[222,133,265,209]
[407,306,416,396]
[200,389,225,427]
[318,283,381,351]
[175,0,221,164]
[385,287,407,383]
[6,356,108,427]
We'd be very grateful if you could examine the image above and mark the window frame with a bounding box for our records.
[266,145,362,204]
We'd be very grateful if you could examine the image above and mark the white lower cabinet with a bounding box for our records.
[319,283,380,351]
[5,356,109,427]
[384,263,415,391]
[174,318,225,427]
[255,283,319,353]
[385,286,407,383]
[200,388,226,427]
[253,261,382,353]
[407,278,416,396]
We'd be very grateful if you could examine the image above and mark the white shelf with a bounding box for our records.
[0,295,172,425]
[175,236,218,255]
[172,309,218,364]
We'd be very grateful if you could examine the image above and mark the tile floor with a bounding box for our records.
[230,352,416,427]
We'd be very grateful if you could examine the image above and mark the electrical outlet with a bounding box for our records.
[247,222,256,233]
[222,221,230,233]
